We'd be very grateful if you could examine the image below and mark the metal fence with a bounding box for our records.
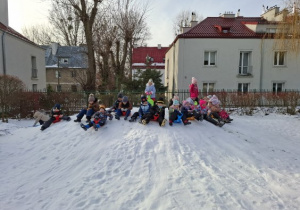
[2,90,300,118]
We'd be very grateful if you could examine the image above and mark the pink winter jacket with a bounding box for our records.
[189,83,199,98]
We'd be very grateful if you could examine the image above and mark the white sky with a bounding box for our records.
[8,0,284,47]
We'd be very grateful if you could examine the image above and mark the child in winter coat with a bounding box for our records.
[181,97,202,122]
[129,96,152,122]
[80,104,113,131]
[145,78,156,101]
[189,77,199,105]
[108,92,123,113]
[199,97,223,127]
[145,97,167,126]
[207,95,225,127]
[74,93,99,123]
[40,104,71,131]
[115,96,132,120]
[33,110,50,126]
[169,95,187,126]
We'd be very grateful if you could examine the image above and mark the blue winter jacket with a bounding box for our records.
[138,102,152,117]
[145,84,156,99]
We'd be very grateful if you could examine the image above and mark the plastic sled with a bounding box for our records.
[173,113,183,123]
[186,116,195,121]
[52,116,61,123]
[151,114,159,121]
[121,111,131,116]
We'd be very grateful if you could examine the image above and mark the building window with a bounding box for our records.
[56,70,61,78]
[238,83,249,93]
[32,84,37,92]
[60,58,69,64]
[274,51,285,66]
[57,85,62,92]
[71,71,76,77]
[71,85,77,92]
[239,52,252,75]
[31,56,37,78]
[273,83,283,93]
[204,51,216,66]
[203,83,215,93]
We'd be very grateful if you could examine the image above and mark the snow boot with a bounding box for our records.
[93,124,98,131]
[74,118,81,123]
[124,116,128,120]
[115,115,120,120]
[142,119,147,125]
[169,120,173,126]
[183,120,191,125]
[160,119,167,127]
[80,123,87,131]
[129,118,136,122]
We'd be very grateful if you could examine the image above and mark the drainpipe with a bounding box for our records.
[1,32,6,75]
[259,38,265,91]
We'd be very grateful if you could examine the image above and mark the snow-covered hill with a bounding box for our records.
[1,109,300,210]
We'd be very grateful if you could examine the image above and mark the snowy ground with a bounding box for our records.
[0,108,300,210]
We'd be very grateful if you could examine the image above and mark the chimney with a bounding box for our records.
[236,9,240,17]
[190,12,198,28]
[0,0,9,26]
[158,44,161,49]
[51,42,59,55]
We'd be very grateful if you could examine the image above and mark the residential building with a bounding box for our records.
[0,0,46,91]
[132,45,168,85]
[165,6,300,96]
[43,43,88,92]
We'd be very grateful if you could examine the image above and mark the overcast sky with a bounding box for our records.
[8,0,284,47]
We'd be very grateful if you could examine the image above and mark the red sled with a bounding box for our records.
[53,115,61,123]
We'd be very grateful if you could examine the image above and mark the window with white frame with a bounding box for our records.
[274,51,286,66]
[203,83,215,93]
[204,51,216,66]
[238,83,249,93]
[273,83,283,93]
[60,58,69,64]
[32,84,37,92]
[239,51,251,75]
[31,56,38,78]
[57,85,62,92]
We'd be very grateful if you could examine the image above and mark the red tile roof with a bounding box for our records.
[0,22,38,46]
[132,47,168,69]
[178,17,269,39]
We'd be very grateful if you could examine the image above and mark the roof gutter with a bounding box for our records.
[1,31,6,75]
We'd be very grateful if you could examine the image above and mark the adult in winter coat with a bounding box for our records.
[74,93,99,122]
[33,110,50,126]
[129,96,152,122]
[40,104,71,131]
[80,105,113,131]
[189,77,199,105]
[115,96,133,120]
[145,78,156,101]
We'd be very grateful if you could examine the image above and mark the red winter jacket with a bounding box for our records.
[189,83,199,98]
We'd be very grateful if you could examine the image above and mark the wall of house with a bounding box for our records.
[46,68,85,91]
[165,41,180,95]
[0,31,46,90]
[176,38,262,91]
[166,37,300,92]
[0,0,8,26]
[261,39,300,90]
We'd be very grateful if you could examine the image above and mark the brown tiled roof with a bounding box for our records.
[178,17,269,39]
[0,22,39,47]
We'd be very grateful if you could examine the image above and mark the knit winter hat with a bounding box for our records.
[141,96,147,102]
[99,104,106,110]
[156,97,164,104]
[117,93,123,99]
[148,78,153,83]
[209,95,220,105]
[88,94,95,102]
[192,77,197,84]
[186,97,194,105]
[53,103,61,110]
[173,95,179,101]
[122,96,128,102]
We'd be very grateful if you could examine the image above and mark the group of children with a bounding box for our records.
[34,92,232,132]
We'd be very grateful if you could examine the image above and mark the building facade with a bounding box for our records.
[165,6,300,95]
[43,43,88,92]
[132,45,168,85]
[0,0,46,91]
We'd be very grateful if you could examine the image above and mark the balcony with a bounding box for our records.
[32,69,38,79]
[237,66,253,77]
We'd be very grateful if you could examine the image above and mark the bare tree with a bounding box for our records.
[173,10,203,36]
[274,0,300,54]
[49,1,85,46]
[22,24,56,45]
[52,0,104,92]
[109,0,150,90]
